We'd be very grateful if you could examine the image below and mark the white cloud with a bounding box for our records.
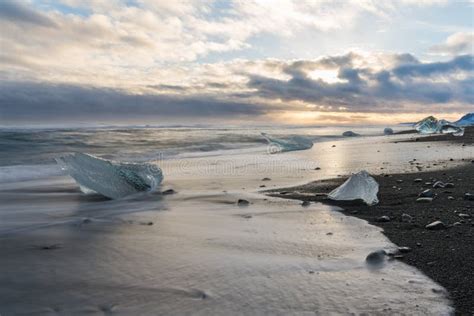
[430,32,474,56]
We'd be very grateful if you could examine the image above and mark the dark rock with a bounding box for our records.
[366,250,387,264]
[401,213,413,223]
[413,178,423,183]
[398,246,412,253]
[259,185,266,188]
[262,177,271,181]
[301,201,311,207]
[162,189,176,195]
[433,181,446,188]
[242,214,252,219]
[464,193,474,201]
[425,221,447,230]
[419,189,435,198]
[237,199,250,206]
[314,167,321,170]
[416,197,433,203]
[376,216,391,222]
[326,232,333,235]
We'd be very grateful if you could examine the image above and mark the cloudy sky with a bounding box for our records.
[0,0,473,125]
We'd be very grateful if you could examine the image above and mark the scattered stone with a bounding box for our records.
[140,221,154,226]
[326,232,333,236]
[425,221,447,230]
[332,145,336,147]
[464,193,474,201]
[444,183,455,188]
[396,179,403,183]
[242,214,252,219]
[448,196,455,200]
[237,199,250,206]
[262,177,271,181]
[82,218,92,224]
[452,222,462,227]
[401,213,413,223]
[458,213,471,218]
[413,178,423,183]
[419,189,435,198]
[416,197,433,203]
[366,250,387,265]
[301,201,311,207]
[432,181,445,188]
[376,216,391,222]
[309,270,315,274]
[398,246,412,253]
[314,167,321,170]
[35,244,63,250]
[162,189,176,195]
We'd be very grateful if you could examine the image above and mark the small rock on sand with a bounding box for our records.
[261,177,271,181]
[376,216,391,222]
[464,193,474,201]
[401,213,413,223]
[237,199,250,206]
[366,250,387,265]
[414,178,423,183]
[419,189,435,198]
[416,197,433,203]
[425,221,446,230]
[301,201,311,207]
[398,246,412,253]
[162,189,176,195]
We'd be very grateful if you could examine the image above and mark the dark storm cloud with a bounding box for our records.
[247,54,474,112]
[393,55,473,78]
[0,81,267,121]
[0,1,56,28]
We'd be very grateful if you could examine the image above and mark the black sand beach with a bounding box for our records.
[268,129,474,315]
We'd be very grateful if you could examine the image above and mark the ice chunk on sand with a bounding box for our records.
[414,116,464,136]
[261,133,313,153]
[56,153,163,199]
[383,128,394,135]
[414,116,439,134]
[440,124,464,136]
[328,171,379,205]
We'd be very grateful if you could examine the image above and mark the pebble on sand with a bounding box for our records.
[425,221,447,230]
[237,199,250,206]
[416,197,433,203]
[376,216,391,222]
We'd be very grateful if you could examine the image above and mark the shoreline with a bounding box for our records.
[266,131,474,315]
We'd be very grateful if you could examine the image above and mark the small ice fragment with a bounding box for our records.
[261,133,313,153]
[56,153,163,199]
[328,171,379,205]
[383,127,394,135]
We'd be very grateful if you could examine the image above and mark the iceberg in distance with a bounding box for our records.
[328,170,379,205]
[261,133,313,153]
[56,153,163,199]
[455,113,474,126]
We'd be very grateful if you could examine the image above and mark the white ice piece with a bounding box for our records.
[56,153,163,199]
[261,133,313,153]
[328,170,379,205]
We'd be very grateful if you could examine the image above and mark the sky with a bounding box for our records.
[0,0,473,126]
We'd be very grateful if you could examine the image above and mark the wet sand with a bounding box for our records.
[267,130,474,315]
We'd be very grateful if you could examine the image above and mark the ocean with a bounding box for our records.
[1,124,465,315]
